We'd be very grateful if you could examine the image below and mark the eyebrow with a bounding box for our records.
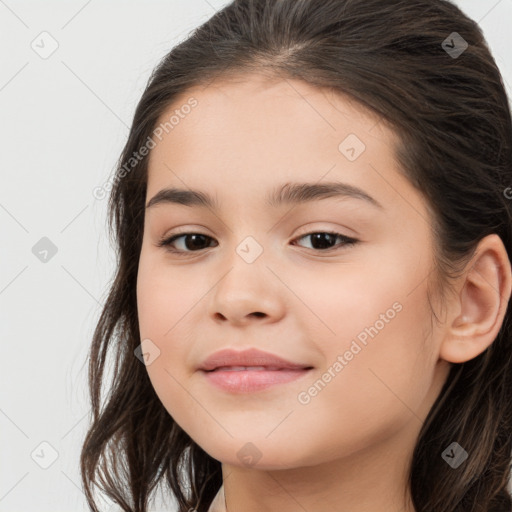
[145,181,383,211]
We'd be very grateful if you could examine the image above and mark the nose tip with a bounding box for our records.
[214,310,267,323]
[208,260,286,325]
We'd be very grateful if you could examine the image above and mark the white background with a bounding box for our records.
[1,1,511,511]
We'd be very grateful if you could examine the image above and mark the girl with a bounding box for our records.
[80,1,512,511]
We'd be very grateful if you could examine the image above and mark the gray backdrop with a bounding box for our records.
[1,1,511,510]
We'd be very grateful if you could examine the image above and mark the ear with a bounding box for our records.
[439,234,512,364]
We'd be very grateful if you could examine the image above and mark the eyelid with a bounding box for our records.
[160,222,357,240]
[156,227,359,255]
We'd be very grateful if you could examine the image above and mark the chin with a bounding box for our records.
[203,439,312,470]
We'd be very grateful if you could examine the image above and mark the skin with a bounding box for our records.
[136,72,512,512]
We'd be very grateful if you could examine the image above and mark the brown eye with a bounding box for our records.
[157,230,358,256]
[292,231,358,251]
[158,233,217,254]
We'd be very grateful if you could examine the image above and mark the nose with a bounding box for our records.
[207,255,286,326]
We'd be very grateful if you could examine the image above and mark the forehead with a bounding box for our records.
[145,72,427,222]
[155,72,387,146]
[152,72,387,151]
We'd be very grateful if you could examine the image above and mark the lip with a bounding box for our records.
[197,348,314,394]
[202,367,313,393]
[197,347,313,372]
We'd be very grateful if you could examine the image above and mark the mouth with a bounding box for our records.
[201,366,314,393]
[205,365,313,372]
[197,347,314,392]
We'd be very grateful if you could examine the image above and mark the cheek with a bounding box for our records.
[282,293,434,466]
[136,251,208,423]
[136,251,204,342]
[294,255,435,418]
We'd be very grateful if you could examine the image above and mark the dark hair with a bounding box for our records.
[80,0,512,511]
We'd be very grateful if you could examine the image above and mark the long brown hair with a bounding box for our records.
[80,1,512,510]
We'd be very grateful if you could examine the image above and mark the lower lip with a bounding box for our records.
[201,368,313,393]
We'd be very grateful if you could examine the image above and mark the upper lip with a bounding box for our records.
[198,348,313,371]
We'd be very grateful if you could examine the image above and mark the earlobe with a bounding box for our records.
[439,234,512,364]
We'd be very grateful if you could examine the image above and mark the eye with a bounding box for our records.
[157,233,217,254]
[292,231,358,251]
[157,230,358,255]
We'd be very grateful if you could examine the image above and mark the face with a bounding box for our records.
[136,73,450,470]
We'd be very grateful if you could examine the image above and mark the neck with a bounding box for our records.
[213,420,418,512]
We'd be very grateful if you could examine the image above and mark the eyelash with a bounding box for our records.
[156,230,358,256]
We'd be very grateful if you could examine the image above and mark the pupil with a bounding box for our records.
[311,233,336,249]
[186,234,208,250]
